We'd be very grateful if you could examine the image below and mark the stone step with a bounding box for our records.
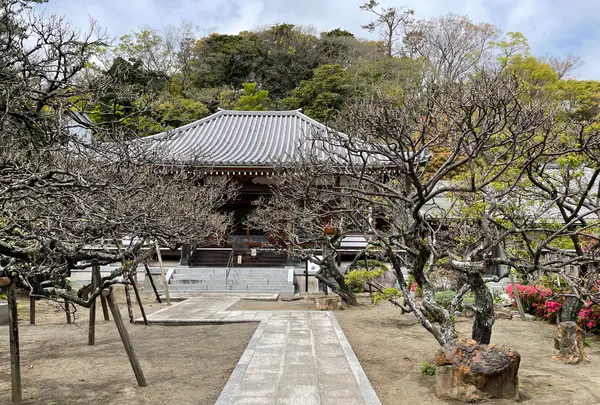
[169,282,294,288]
[169,278,289,284]
[158,284,294,291]
[170,273,289,280]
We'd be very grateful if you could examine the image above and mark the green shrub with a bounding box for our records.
[434,290,475,311]
[372,287,402,304]
[345,260,387,293]
[420,362,436,376]
[435,290,457,309]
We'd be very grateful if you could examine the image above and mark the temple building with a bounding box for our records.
[129,109,368,295]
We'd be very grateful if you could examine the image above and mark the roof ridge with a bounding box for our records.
[143,110,228,140]
[216,109,304,116]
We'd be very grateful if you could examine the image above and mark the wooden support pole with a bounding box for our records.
[103,288,147,387]
[93,263,110,321]
[65,298,72,324]
[155,242,171,305]
[29,296,35,325]
[509,272,527,321]
[144,264,162,303]
[128,273,148,325]
[89,260,99,346]
[8,280,22,403]
[124,281,134,324]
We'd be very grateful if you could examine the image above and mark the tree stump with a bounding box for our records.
[552,321,589,364]
[435,339,520,402]
[315,296,343,310]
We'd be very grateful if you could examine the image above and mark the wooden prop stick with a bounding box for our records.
[8,279,22,403]
[155,242,171,305]
[128,273,148,325]
[93,264,110,321]
[65,298,72,324]
[124,280,134,324]
[144,264,162,303]
[509,271,527,321]
[89,260,99,345]
[103,288,148,387]
[29,296,35,325]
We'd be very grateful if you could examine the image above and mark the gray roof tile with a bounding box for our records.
[142,109,331,167]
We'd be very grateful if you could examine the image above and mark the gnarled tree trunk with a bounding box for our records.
[470,274,495,344]
[558,295,583,324]
[316,259,357,306]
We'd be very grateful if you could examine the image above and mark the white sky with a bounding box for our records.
[36,0,600,80]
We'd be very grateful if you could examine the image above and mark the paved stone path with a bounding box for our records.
[137,296,381,405]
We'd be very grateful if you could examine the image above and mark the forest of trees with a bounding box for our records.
[77,5,460,136]
[75,2,599,143]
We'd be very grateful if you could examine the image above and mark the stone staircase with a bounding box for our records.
[149,267,295,295]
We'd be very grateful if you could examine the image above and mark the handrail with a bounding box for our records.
[225,249,234,290]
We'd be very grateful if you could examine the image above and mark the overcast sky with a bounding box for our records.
[35,0,599,79]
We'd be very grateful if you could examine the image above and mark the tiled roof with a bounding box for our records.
[141,109,332,167]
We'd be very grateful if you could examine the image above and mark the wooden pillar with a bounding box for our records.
[103,288,147,387]
[29,296,35,325]
[8,280,22,403]
[144,264,162,303]
[180,243,192,266]
[155,242,171,305]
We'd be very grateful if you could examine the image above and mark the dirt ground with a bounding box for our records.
[0,289,257,405]
[231,298,600,405]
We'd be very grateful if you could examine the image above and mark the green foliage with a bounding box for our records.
[285,64,355,121]
[434,290,475,311]
[420,362,437,376]
[372,287,402,304]
[345,268,385,293]
[434,290,457,309]
[584,338,593,348]
[348,259,388,272]
[0,292,7,301]
[234,83,272,111]
[156,96,209,127]
[345,259,387,293]
[538,274,568,294]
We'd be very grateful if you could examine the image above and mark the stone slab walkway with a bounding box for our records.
[137,295,381,405]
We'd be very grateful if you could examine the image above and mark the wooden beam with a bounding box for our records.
[8,280,22,403]
[103,288,147,387]
[155,242,171,305]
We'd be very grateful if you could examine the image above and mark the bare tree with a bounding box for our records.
[495,141,600,323]
[403,14,500,82]
[249,161,360,305]
[308,57,565,346]
[360,0,414,57]
[0,0,235,303]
